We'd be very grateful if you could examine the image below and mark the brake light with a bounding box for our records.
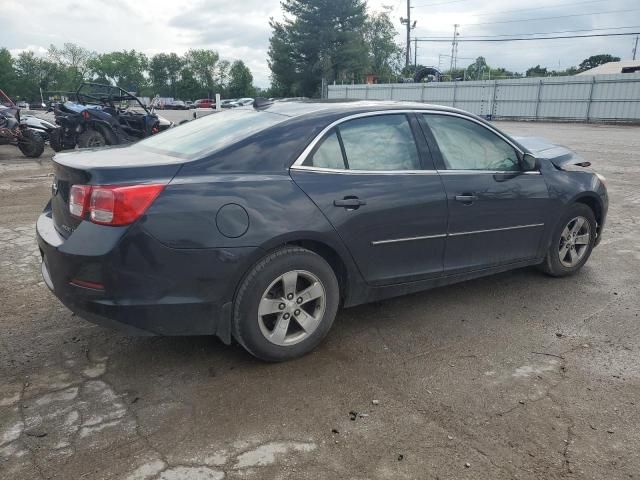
[69,184,166,226]
[69,185,91,217]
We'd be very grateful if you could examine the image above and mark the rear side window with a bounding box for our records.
[303,114,420,171]
[135,109,286,159]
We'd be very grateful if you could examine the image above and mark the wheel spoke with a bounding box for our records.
[561,225,571,239]
[258,298,283,316]
[296,282,323,305]
[269,315,290,344]
[567,248,575,265]
[294,309,320,333]
[559,243,570,261]
[281,271,298,298]
[574,233,590,245]
[570,217,585,235]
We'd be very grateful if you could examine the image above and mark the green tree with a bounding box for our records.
[149,53,184,97]
[89,50,149,92]
[364,9,402,81]
[47,43,95,87]
[0,48,16,95]
[526,65,549,77]
[578,54,620,72]
[466,56,489,80]
[268,0,369,97]
[227,60,255,98]
[185,49,220,97]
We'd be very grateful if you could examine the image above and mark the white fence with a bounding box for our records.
[327,73,640,122]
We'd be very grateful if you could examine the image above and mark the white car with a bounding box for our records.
[16,101,29,110]
[235,98,254,106]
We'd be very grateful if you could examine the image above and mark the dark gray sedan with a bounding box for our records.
[37,101,608,361]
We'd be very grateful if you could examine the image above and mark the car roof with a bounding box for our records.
[263,100,477,119]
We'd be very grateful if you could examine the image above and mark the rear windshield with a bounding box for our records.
[135,109,286,159]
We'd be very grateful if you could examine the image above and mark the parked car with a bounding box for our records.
[235,98,254,106]
[37,101,608,361]
[50,82,173,151]
[185,101,195,109]
[167,100,189,110]
[220,99,238,109]
[16,101,29,110]
[194,98,215,109]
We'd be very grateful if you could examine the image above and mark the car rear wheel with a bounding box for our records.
[539,203,597,277]
[78,129,106,148]
[233,247,339,361]
[18,129,45,158]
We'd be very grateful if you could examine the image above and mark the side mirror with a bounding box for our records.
[522,153,538,171]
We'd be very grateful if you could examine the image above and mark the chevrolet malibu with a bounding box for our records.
[37,101,608,361]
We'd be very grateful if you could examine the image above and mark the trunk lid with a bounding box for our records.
[51,146,183,238]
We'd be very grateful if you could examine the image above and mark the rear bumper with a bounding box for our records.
[36,210,260,339]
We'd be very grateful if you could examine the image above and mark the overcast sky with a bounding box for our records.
[1,0,639,86]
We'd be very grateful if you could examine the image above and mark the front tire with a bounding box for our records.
[18,129,45,158]
[233,247,340,362]
[539,203,597,277]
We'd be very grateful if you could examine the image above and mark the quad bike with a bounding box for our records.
[50,82,173,151]
[0,90,45,158]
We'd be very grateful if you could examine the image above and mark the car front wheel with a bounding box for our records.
[233,247,339,361]
[539,203,597,277]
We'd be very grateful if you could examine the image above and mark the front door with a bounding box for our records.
[420,113,551,273]
[291,113,448,286]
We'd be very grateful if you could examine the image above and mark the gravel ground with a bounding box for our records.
[0,121,639,480]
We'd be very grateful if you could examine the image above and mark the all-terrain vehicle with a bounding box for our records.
[0,89,45,158]
[50,82,173,151]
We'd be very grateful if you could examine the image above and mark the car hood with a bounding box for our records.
[512,136,591,170]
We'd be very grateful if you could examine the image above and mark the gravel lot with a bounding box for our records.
[1,121,639,479]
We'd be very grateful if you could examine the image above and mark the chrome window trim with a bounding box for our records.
[291,165,439,175]
[372,223,544,246]
[438,170,542,175]
[290,109,530,174]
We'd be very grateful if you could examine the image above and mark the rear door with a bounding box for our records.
[290,112,448,286]
[419,113,551,273]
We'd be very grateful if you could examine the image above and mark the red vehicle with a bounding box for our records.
[194,98,215,109]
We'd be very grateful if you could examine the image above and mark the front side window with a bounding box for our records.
[424,114,520,171]
[302,114,420,171]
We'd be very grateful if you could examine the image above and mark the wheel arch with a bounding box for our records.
[572,192,603,234]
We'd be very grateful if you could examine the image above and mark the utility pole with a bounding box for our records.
[449,24,460,77]
[414,38,418,66]
[633,35,639,61]
[400,1,417,69]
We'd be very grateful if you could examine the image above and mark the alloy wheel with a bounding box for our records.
[257,270,326,346]
[558,216,591,267]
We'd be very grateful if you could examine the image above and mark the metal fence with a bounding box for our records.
[327,73,640,122]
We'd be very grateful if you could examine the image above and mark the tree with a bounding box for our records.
[149,53,184,97]
[227,60,255,98]
[185,49,219,97]
[0,48,16,95]
[364,9,402,81]
[466,56,489,80]
[526,65,549,77]
[268,0,369,97]
[89,50,149,92]
[578,54,620,72]
[47,43,95,84]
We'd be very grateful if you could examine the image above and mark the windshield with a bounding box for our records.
[134,109,287,159]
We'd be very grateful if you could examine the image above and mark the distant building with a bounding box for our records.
[577,60,640,76]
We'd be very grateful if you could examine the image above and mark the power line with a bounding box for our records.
[462,8,640,27]
[412,0,471,7]
[470,0,608,18]
[414,31,640,42]
[416,25,640,39]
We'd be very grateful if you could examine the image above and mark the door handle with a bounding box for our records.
[334,197,367,209]
[455,194,477,204]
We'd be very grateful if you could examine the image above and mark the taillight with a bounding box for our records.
[69,184,165,226]
[69,185,91,217]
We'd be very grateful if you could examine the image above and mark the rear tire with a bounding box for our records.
[18,129,45,158]
[539,203,597,277]
[77,129,106,148]
[233,247,340,362]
